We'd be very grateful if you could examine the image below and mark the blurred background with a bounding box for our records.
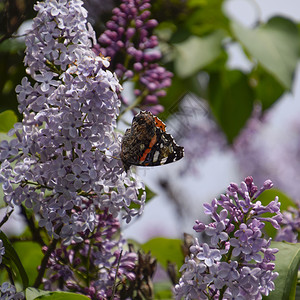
[1,0,300,244]
[123,0,300,242]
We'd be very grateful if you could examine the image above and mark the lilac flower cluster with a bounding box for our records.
[175,177,282,299]
[43,209,136,299]
[276,204,300,243]
[0,0,145,243]
[96,0,172,114]
[178,102,300,201]
[0,282,24,300]
[235,113,300,200]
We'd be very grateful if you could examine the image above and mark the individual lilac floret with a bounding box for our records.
[175,177,281,299]
[95,0,172,114]
[43,209,137,299]
[0,0,145,243]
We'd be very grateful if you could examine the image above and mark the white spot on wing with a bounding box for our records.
[161,157,168,164]
[153,150,160,162]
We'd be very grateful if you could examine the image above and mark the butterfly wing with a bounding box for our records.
[138,127,184,166]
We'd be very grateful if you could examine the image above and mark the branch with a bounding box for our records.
[110,250,123,300]
[20,205,45,246]
[0,208,14,227]
[33,234,59,288]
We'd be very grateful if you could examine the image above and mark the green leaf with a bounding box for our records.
[32,291,91,300]
[25,288,51,300]
[154,281,173,299]
[256,189,297,239]
[252,66,285,110]
[296,283,300,299]
[159,75,194,119]
[13,241,44,286]
[0,231,29,288]
[145,185,156,202]
[174,30,224,78]
[231,16,299,90]
[0,110,17,132]
[264,241,300,300]
[141,237,183,270]
[0,39,26,53]
[186,0,229,36]
[208,70,255,143]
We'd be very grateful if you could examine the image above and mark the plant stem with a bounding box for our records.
[33,233,60,288]
[117,89,148,121]
[20,205,45,246]
[0,208,14,227]
[86,239,92,286]
[110,250,123,300]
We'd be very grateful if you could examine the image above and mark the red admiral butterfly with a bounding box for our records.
[121,111,184,171]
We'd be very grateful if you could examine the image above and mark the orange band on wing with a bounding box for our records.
[155,118,166,131]
[139,135,157,162]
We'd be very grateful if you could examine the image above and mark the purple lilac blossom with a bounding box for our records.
[276,204,300,243]
[0,0,145,243]
[95,0,172,114]
[178,98,300,201]
[233,106,277,190]
[175,177,281,299]
[177,104,262,176]
[235,107,300,200]
[0,282,24,299]
[43,209,136,299]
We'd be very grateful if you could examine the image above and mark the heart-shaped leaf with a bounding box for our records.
[174,30,224,78]
[231,16,299,90]
[0,231,29,288]
[141,237,183,270]
[0,110,18,133]
[208,69,255,143]
[264,242,300,300]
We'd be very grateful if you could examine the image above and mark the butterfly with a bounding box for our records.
[120,111,184,171]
